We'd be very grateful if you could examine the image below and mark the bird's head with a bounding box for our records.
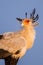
[16,8,39,27]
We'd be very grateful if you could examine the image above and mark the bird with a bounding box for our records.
[0,8,39,65]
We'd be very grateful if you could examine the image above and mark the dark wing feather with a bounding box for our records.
[0,35,3,39]
[4,56,19,65]
[0,49,11,59]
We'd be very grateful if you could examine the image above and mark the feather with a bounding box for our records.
[5,56,19,65]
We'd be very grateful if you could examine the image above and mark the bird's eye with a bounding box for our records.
[26,20,29,23]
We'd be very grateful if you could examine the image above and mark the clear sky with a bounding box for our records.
[0,0,43,65]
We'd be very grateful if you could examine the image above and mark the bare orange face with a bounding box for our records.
[21,18,32,27]
[23,19,30,25]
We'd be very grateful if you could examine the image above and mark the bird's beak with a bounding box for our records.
[21,23,24,26]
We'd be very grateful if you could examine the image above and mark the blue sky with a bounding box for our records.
[0,0,43,65]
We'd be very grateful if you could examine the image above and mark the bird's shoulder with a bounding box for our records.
[0,31,26,45]
[0,31,26,54]
[3,31,19,37]
[0,31,20,39]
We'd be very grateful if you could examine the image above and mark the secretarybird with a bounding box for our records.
[0,8,39,65]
